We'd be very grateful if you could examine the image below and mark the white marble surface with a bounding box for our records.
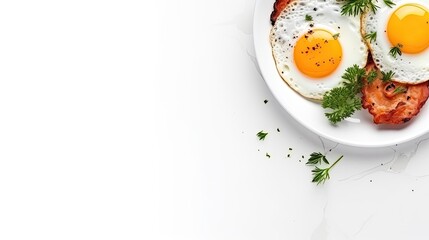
[1,0,429,239]
[157,0,429,239]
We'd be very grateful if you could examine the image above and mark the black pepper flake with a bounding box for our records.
[264,99,268,104]
[266,153,271,158]
[313,7,317,11]
[407,96,411,100]
[277,128,280,132]
[287,154,290,158]
[370,180,373,182]
[289,148,293,150]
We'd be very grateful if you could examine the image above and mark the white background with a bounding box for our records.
[1,0,429,239]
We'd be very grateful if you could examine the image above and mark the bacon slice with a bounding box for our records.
[270,0,292,25]
[362,63,429,124]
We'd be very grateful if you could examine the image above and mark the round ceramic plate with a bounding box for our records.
[253,0,429,147]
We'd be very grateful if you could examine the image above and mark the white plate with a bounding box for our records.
[253,0,429,148]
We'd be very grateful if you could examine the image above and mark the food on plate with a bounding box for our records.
[361,0,429,84]
[269,0,429,125]
[270,0,291,25]
[362,62,429,124]
[270,0,368,100]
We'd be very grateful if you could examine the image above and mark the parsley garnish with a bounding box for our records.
[383,0,395,8]
[305,14,313,21]
[381,70,395,82]
[364,31,377,43]
[306,152,329,165]
[256,130,268,140]
[389,44,403,58]
[341,0,379,16]
[332,33,340,40]
[322,65,366,124]
[366,70,378,84]
[393,86,407,94]
[306,153,343,185]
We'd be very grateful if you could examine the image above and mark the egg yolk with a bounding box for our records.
[387,3,429,54]
[293,29,342,78]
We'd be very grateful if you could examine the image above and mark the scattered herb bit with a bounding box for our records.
[266,153,271,158]
[366,70,378,84]
[257,130,268,140]
[341,0,379,16]
[322,65,366,124]
[364,31,377,43]
[264,99,268,104]
[305,14,313,21]
[332,33,340,40]
[393,86,407,94]
[389,44,403,58]
[306,152,329,165]
[381,70,395,82]
[383,0,395,8]
[311,155,343,185]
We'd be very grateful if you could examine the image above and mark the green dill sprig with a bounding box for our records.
[366,70,378,84]
[389,44,403,58]
[256,130,268,140]
[305,14,313,21]
[381,70,395,82]
[306,152,329,165]
[341,0,379,16]
[364,31,377,43]
[322,65,366,124]
[383,0,396,8]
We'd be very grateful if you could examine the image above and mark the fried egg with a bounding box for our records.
[270,0,368,100]
[362,0,429,84]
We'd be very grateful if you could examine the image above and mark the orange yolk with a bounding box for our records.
[387,3,429,54]
[293,29,342,78]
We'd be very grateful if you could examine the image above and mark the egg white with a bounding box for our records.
[270,0,368,100]
[362,0,429,84]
